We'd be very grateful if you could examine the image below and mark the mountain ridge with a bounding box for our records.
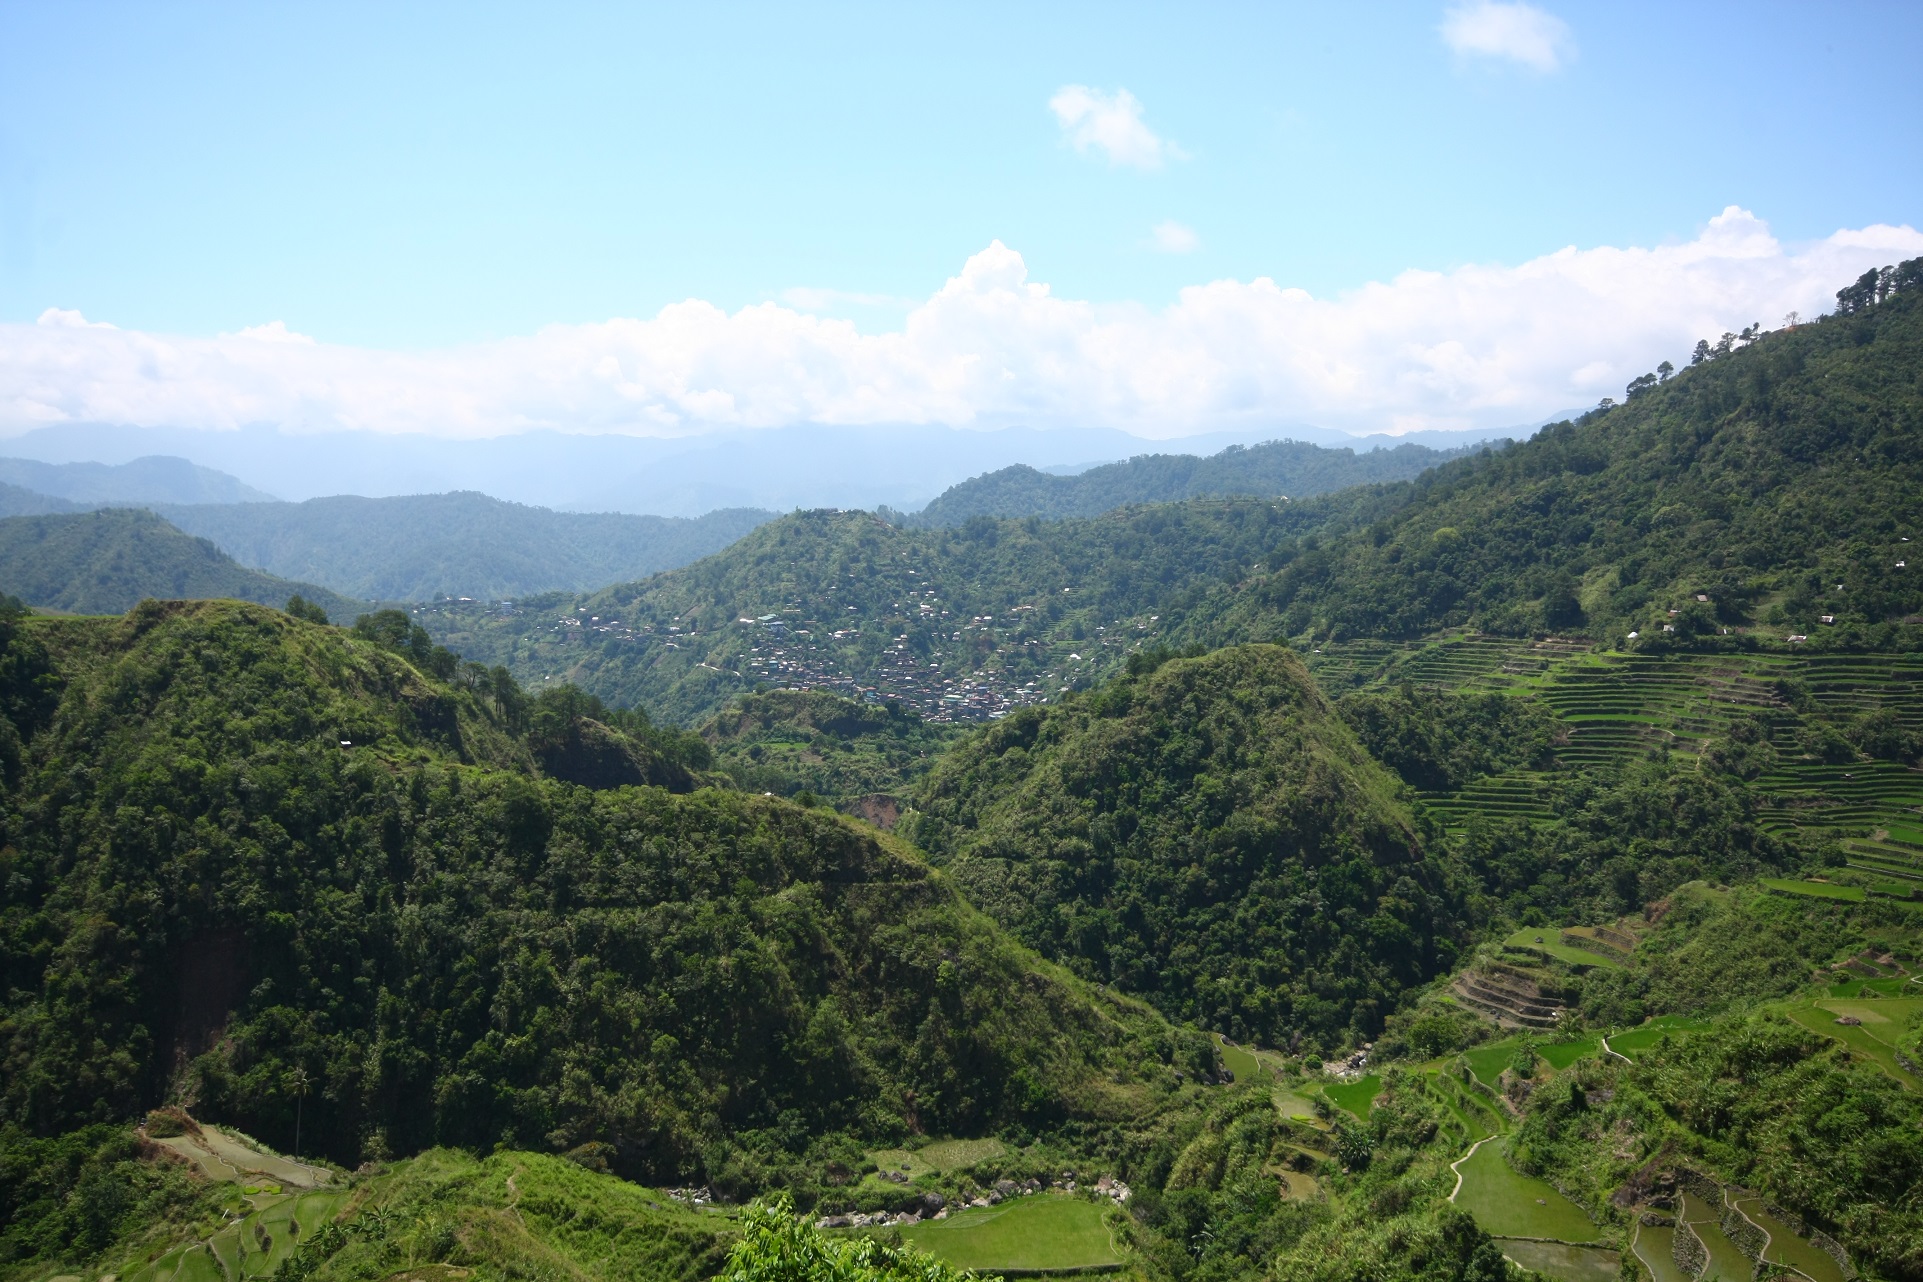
[155,491,776,600]
[0,508,364,620]
[0,454,275,505]
[904,438,1490,527]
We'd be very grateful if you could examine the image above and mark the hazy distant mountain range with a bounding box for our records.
[902,437,1489,527]
[0,430,1508,602]
[0,454,276,504]
[155,494,775,601]
[0,419,1547,515]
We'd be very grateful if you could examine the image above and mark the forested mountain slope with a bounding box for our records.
[0,509,363,620]
[908,438,1482,527]
[0,599,1181,1186]
[0,481,80,518]
[421,500,1300,726]
[700,688,959,813]
[422,268,1923,732]
[158,492,776,600]
[906,645,1451,1050]
[1204,262,1923,645]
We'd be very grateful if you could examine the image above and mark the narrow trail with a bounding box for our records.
[1448,1135,1494,1202]
[1599,1034,1632,1065]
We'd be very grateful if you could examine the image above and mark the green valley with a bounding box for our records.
[7,266,1923,1282]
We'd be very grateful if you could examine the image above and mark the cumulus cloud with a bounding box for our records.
[1049,85,1180,169]
[1151,221,1200,254]
[778,287,908,312]
[2,208,1917,440]
[228,320,316,344]
[36,308,116,330]
[1441,1,1574,72]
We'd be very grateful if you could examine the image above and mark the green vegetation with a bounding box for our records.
[1448,1139,1600,1242]
[0,509,363,619]
[909,645,1448,1050]
[1500,929,1622,970]
[0,1123,220,1266]
[1596,1016,1706,1060]
[160,493,774,601]
[81,1143,737,1282]
[732,1196,986,1282]
[0,600,1178,1195]
[1761,876,1866,901]
[0,481,80,518]
[1507,1010,1923,1279]
[417,499,1299,726]
[700,688,958,813]
[1335,682,1560,792]
[1321,1077,1380,1120]
[1208,261,1923,643]
[899,1195,1119,1272]
[11,266,1923,1282]
[904,439,1479,528]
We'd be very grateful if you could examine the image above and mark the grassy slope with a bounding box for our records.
[0,600,1177,1188]
[0,509,364,620]
[908,644,1452,1050]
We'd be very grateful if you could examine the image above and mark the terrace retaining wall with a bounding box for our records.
[1673,1219,1708,1280]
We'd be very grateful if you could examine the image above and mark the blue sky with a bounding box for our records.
[0,1,1919,440]
[4,1,1919,345]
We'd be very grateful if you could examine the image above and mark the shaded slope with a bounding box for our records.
[911,438,1481,527]
[0,481,81,518]
[158,491,776,600]
[0,600,1175,1183]
[907,644,1456,1051]
[0,509,363,619]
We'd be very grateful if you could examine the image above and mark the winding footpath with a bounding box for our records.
[1447,1135,1495,1202]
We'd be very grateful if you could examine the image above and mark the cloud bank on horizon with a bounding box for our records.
[4,208,1918,443]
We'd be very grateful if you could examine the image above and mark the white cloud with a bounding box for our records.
[778,287,909,312]
[1441,1,1574,72]
[1151,221,1200,254]
[36,307,115,329]
[229,320,316,344]
[1049,85,1180,170]
[2,207,1917,439]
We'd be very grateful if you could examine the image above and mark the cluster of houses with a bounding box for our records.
[420,596,1170,725]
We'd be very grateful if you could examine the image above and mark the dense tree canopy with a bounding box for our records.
[909,645,1458,1051]
[0,601,1176,1190]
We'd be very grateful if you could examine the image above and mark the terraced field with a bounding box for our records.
[1308,636,1923,891]
[900,1195,1122,1274]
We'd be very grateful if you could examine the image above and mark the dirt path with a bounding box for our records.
[1448,1135,1495,1202]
